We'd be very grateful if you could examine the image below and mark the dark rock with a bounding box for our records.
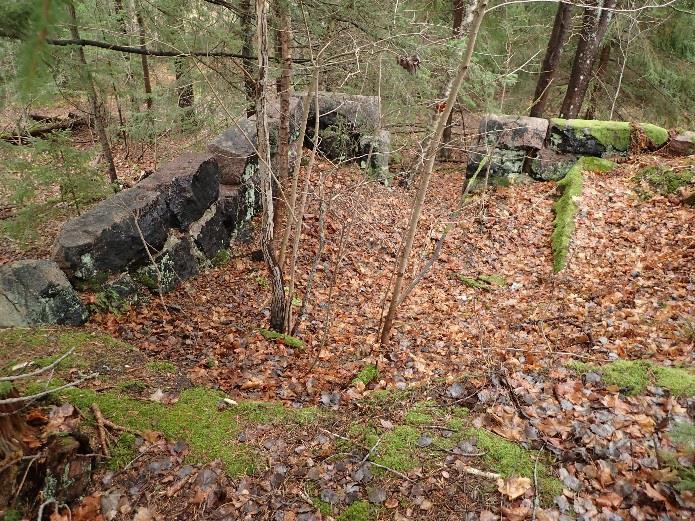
[191,203,232,260]
[43,434,94,503]
[53,187,172,281]
[137,153,219,229]
[529,148,578,181]
[0,260,88,327]
[359,130,391,181]
[134,234,200,293]
[208,118,265,186]
[479,114,548,150]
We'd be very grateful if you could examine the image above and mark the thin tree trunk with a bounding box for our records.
[67,1,118,183]
[529,2,573,118]
[439,0,466,161]
[559,0,617,119]
[134,4,153,111]
[380,0,487,345]
[241,0,257,116]
[273,2,292,240]
[174,57,194,115]
[256,0,287,332]
[585,41,611,119]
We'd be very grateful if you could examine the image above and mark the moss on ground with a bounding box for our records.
[336,500,375,521]
[633,165,693,198]
[0,380,12,397]
[552,157,615,272]
[352,364,379,386]
[54,386,320,475]
[147,361,178,373]
[258,328,305,350]
[567,360,695,396]
[469,428,562,500]
[660,423,694,492]
[108,432,137,470]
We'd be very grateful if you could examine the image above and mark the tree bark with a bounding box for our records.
[273,2,292,239]
[380,0,487,345]
[134,4,153,111]
[174,57,194,112]
[67,1,118,183]
[559,0,617,119]
[529,2,573,118]
[439,0,466,161]
[256,0,287,332]
[241,0,257,116]
[585,41,611,119]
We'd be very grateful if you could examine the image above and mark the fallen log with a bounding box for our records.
[1,114,89,145]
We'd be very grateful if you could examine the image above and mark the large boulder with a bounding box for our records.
[137,153,219,229]
[0,260,88,327]
[53,187,172,282]
[662,131,695,156]
[548,119,668,156]
[190,186,250,259]
[208,118,263,186]
[479,114,548,150]
[467,114,548,181]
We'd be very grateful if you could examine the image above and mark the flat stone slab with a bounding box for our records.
[0,260,87,327]
[53,187,172,281]
[479,114,549,150]
[137,153,219,229]
[663,131,695,156]
[208,118,260,185]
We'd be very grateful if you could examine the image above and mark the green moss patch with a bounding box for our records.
[469,428,562,500]
[54,386,320,475]
[551,157,615,272]
[352,364,379,386]
[147,361,178,374]
[567,360,695,396]
[633,165,693,198]
[337,500,375,521]
[258,328,305,350]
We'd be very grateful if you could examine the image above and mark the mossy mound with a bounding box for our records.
[633,164,694,199]
[551,157,615,272]
[352,364,379,386]
[567,360,695,396]
[258,328,305,350]
[47,385,321,475]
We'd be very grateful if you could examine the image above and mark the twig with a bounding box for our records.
[456,465,501,479]
[532,452,540,521]
[12,453,40,500]
[360,435,383,464]
[369,461,415,482]
[91,404,111,458]
[0,347,76,382]
[0,373,98,405]
[102,417,140,435]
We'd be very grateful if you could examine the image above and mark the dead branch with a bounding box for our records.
[0,373,98,405]
[0,347,76,382]
[91,404,110,458]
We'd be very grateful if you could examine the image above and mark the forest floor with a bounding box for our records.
[1,151,694,520]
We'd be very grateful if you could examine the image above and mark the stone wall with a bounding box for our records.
[467,116,678,183]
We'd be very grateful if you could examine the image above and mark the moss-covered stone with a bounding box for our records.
[567,360,695,396]
[258,328,305,350]
[552,157,615,272]
[550,119,631,155]
[639,123,669,148]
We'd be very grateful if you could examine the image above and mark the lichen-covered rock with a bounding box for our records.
[466,146,528,180]
[134,234,200,293]
[530,148,578,181]
[0,260,87,327]
[479,114,548,150]
[359,130,391,181]
[188,185,251,260]
[53,187,172,281]
[137,153,219,229]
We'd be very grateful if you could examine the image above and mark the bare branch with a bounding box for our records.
[0,347,75,382]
